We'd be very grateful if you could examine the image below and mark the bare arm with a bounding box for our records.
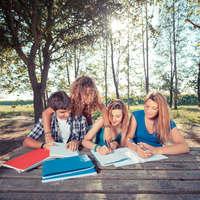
[141,127,190,155]
[82,117,111,155]
[42,107,54,133]
[42,107,55,143]
[125,115,151,158]
[23,137,55,150]
[82,117,104,150]
[99,103,112,143]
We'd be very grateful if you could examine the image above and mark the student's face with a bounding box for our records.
[56,109,71,120]
[144,99,159,119]
[109,109,123,127]
[82,87,94,105]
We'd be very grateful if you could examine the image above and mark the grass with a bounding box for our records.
[0,104,34,118]
[0,104,199,125]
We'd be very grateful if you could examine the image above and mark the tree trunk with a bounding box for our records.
[145,1,149,94]
[173,1,178,109]
[198,61,200,107]
[169,32,173,108]
[127,17,130,110]
[104,38,108,107]
[110,36,119,99]
[66,53,71,86]
[142,10,146,94]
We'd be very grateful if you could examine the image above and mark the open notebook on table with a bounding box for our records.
[114,147,168,167]
[91,149,129,166]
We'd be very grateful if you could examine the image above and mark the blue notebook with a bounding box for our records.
[42,154,97,183]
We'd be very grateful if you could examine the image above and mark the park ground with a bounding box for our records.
[0,114,200,161]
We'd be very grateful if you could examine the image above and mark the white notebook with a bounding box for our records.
[50,142,79,158]
[114,147,168,167]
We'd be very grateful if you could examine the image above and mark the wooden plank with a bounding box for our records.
[0,168,200,180]
[1,160,200,170]
[0,179,199,194]
[93,161,200,170]
[0,193,199,200]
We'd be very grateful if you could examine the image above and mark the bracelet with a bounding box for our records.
[44,132,52,135]
[45,135,52,138]
[45,133,52,137]
[104,125,111,128]
[94,144,99,152]
[41,143,45,149]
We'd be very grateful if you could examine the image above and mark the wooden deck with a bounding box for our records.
[0,147,200,200]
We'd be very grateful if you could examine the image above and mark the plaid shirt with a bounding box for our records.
[27,112,88,143]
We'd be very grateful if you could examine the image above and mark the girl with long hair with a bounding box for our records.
[82,99,128,155]
[125,91,190,159]
[42,75,112,148]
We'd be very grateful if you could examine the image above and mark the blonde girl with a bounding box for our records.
[125,91,190,158]
[82,99,128,155]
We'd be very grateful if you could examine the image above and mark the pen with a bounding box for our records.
[105,139,109,148]
[128,139,148,150]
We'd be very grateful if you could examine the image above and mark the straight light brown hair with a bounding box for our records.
[144,91,170,144]
[107,99,129,138]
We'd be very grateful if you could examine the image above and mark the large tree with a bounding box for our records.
[0,0,115,122]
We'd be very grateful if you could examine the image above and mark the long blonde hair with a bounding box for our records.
[107,99,128,137]
[70,75,102,117]
[144,91,170,144]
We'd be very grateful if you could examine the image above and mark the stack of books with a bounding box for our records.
[1,142,97,182]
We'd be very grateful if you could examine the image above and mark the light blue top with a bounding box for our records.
[94,128,121,146]
[132,110,176,147]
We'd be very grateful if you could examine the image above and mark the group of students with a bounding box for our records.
[23,75,190,159]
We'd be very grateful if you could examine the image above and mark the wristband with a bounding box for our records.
[41,143,45,149]
[45,133,52,137]
[104,125,111,128]
[94,144,99,152]
[44,132,52,135]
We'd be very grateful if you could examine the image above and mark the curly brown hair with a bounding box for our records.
[70,75,102,117]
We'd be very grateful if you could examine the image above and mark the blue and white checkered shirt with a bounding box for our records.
[26,112,88,143]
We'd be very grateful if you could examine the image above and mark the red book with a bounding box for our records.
[1,149,51,173]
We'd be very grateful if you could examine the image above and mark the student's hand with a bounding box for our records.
[44,142,56,151]
[66,140,80,152]
[138,142,160,155]
[135,143,152,159]
[97,145,112,155]
[110,141,118,150]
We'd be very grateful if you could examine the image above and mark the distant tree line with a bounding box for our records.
[0,94,198,107]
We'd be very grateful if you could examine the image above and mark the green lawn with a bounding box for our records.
[0,104,199,125]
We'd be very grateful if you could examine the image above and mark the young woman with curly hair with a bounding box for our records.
[42,75,112,145]
[82,99,129,155]
[125,91,190,159]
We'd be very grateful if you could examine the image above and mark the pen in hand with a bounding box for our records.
[128,139,148,150]
[105,139,110,149]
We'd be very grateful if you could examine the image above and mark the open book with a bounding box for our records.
[1,142,80,173]
[41,154,97,183]
[50,142,79,158]
[114,147,168,167]
[91,149,129,166]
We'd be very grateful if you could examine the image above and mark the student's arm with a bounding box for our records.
[140,127,190,155]
[125,115,151,159]
[99,103,112,143]
[23,137,55,151]
[42,107,55,143]
[82,117,111,155]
